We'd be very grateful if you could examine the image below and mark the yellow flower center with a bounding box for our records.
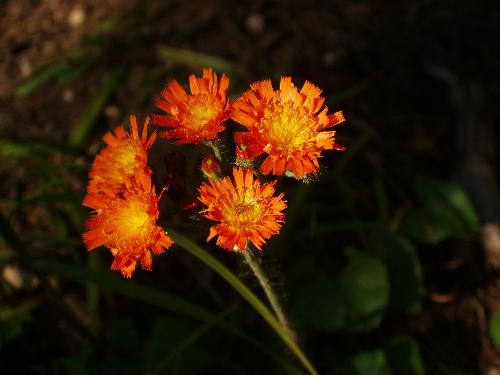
[115,199,152,241]
[225,196,263,228]
[103,139,141,185]
[261,103,315,154]
[182,94,222,130]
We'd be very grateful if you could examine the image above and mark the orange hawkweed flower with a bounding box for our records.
[232,77,346,179]
[153,68,230,144]
[83,169,173,278]
[198,168,286,252]
[87,115,156,196]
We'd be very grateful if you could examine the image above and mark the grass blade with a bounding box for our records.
[33,259,304,375]
[169,229,318,375]
[68,65,126,148]
[158,46,236,73]
[149,305,238,375]
[34,259,217,322]
[15,65,67,98]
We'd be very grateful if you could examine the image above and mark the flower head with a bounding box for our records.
[83,169,173,278]
[198,168,286,251]
[87,115,156,196]
[231,77,345,179]
[153,68,230,144]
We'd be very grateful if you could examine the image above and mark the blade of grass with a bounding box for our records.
[0,210,302,374]
[68,65,126,148]
[34,259,219,321]
[15,65,67,98]
[157,46,237,73]
[33,259,304,375]
[149,305,238,375]
[169,229,318,375]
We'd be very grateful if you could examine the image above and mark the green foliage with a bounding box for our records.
[15,54,94,99]
[402,176,480,244]
[295,249,389,332]
[170,230,316,375]
[333,350,392,375]
[68,65,127,148]
[489,311,500,346]
[157,46,237,74]
[0,301,38,349]
[385,336,425,375]
[2,5,487,372]
[371,229,423,314]
[330,337,425,375]
[15,65,68,98]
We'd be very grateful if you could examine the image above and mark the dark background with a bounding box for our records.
[1,1,499,374]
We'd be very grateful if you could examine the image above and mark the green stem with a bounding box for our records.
[204,140,222,161]
[170,230,317,375]
[242,250,296,341]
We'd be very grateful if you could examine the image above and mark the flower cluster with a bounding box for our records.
[83,116,173,277]
[83,69,345,276]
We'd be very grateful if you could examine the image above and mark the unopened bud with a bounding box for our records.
[201,154,221,180]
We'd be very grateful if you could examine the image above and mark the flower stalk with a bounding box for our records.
[242,249,296,341]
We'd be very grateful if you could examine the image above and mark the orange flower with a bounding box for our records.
[153,68,230,144]
[231,77,346,179]
[198,168,286,251]
[87,115,156,196]
[83,169,173,278]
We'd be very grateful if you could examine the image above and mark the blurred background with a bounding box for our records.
[1,0,499,374]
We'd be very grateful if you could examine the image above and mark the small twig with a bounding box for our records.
[242,249,296,341]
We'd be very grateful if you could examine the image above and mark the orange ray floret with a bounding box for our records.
[83,169,173,278]
[153,68,231,144]
[86,115,156,196]
[231,77,346,179]
[198,168,286,252]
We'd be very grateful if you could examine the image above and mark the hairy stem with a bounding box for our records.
[243,250,296,341]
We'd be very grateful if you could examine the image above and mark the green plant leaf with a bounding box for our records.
[295,249,389,332]
[489,311,500,346]
[332,350,392,375]
[0,300,39,349]
[169,229,317,375]
[385,336,425,375]
[371,229,423,314]
[402,176,480,244]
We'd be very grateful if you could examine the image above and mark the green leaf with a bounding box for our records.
[0,300,39,348]
[402,176,480,244]
[68,65,126,148]
[169,229,317,375]
[385,336,425,375]
[296,249,389,332]
[371,229,423,314]
[333,350,392,375]
[157,46,237,73]
[489,311,500,346]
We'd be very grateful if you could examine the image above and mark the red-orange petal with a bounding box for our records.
[231,77,346,179]
[153,68,231,144]
[198,168,286,252]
